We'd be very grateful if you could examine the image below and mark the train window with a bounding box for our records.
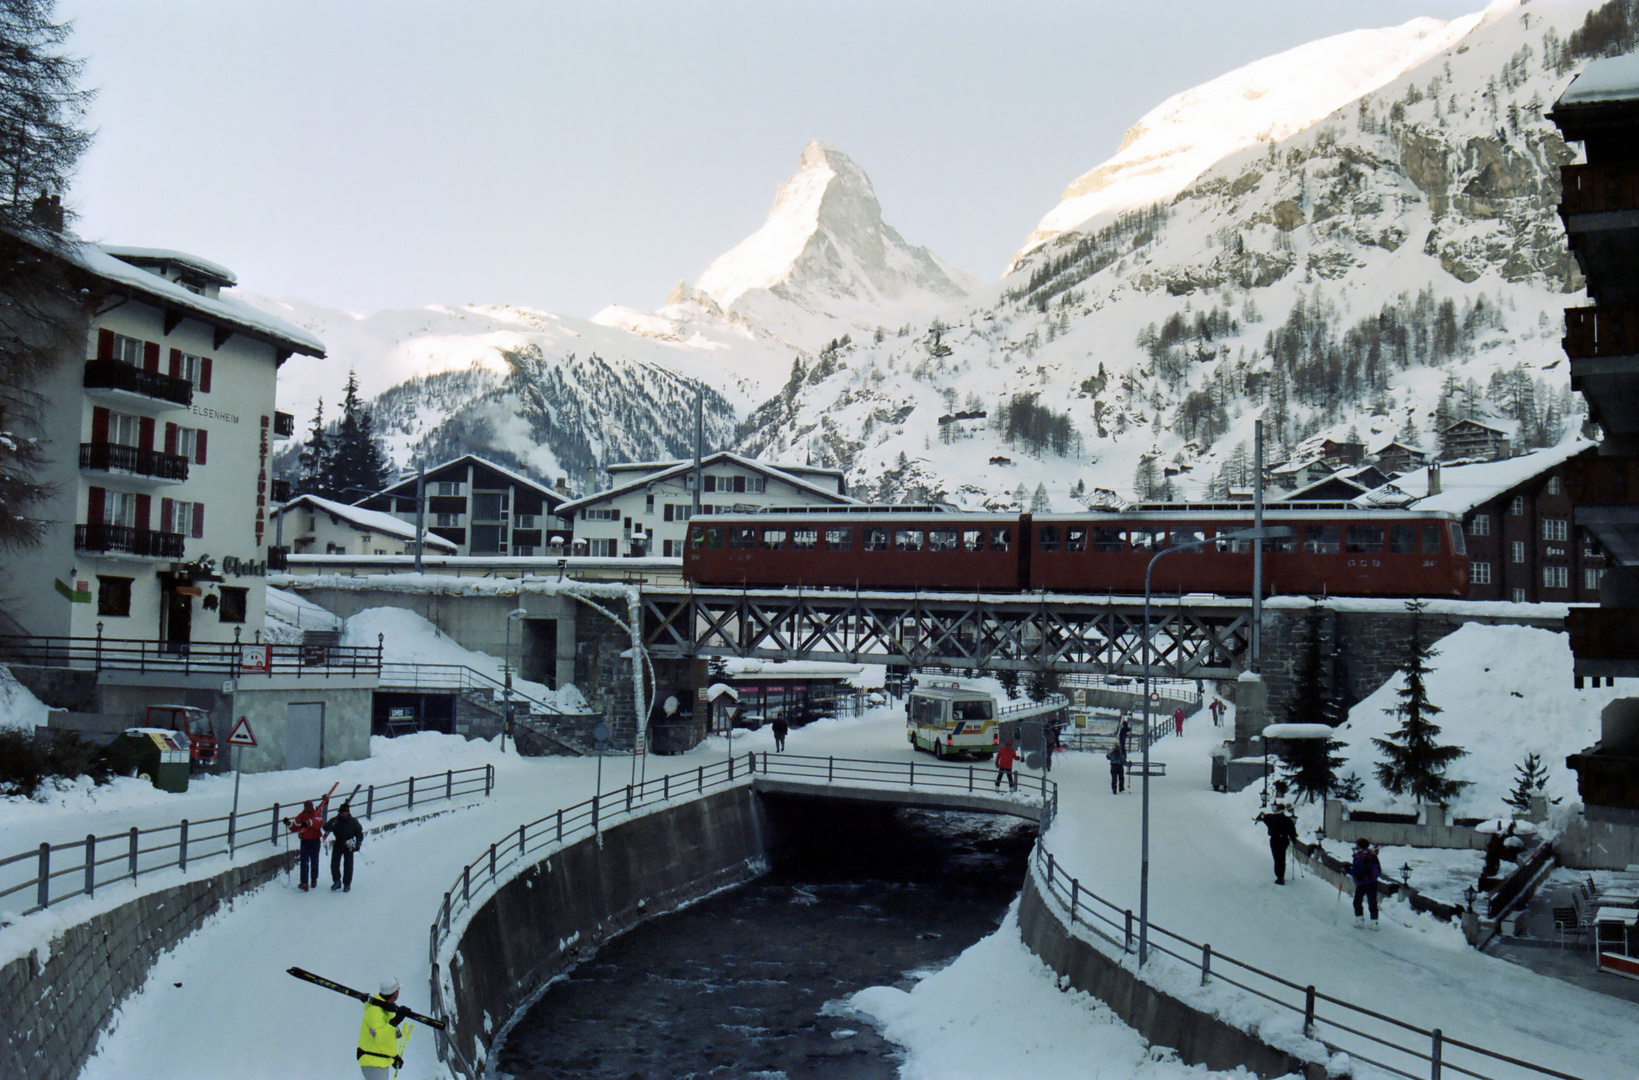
[825,527,853,550]
[864,527,890,551]
[1090,525,1125,552]
[1345,525,1384,554]
[730,526,756,550]
[1262,531,1296,554]
[1038,525,1060,552]
[1387,525,1417,553]
[1439,525,1459,556]
[1217,525,1254,553]
[929,528,959,551]
[1303,525,1341,554]
[1172,527,1206,552]
[895,529,924,551]
[962,529,984,552]
[989,527,1012,551]
[689,525,704,548]
[791,528,818,551]
[693,525,724,549]
[1127,529,1162,552]
[761,528,787,550]
[1065,526,1087,552]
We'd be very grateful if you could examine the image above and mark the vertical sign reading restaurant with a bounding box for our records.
[256,415,270,545]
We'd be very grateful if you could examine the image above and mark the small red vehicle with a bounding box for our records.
[144,704,218,770]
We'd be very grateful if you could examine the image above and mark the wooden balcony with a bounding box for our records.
[1564,305,1639,358]
[79,442,189,483]
[1562,163,1639,216]
[82,359,193,408]
[74,523,186,559]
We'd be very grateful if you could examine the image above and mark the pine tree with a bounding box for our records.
[328,370,390,501]
[996,667,1021,700]
[1279,603,1347,802]
[1031,482,1050,512]
[1504,753,1550,814]
[1373,602,1470,803]
[296,399,333,499]
[1133,457,1158,501]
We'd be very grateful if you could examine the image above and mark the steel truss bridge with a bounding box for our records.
[640,587,1255,678]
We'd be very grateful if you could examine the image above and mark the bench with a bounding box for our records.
[1126,761,1167,777]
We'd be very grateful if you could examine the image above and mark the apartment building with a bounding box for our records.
[353,454,569,556]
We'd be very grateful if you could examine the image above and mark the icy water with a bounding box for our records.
[495,803,1035,1080]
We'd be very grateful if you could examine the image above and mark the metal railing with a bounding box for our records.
[79,442,190,482]
[0,764,493,916]
[378,662,564,716]
[83,358,193,406]
[0,633,382,676]
[73,523,187,559]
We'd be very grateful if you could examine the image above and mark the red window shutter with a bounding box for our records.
[87,486,105,525]
[199,357,212,393]
[135,493,151,531]
[97,329,115,361]
[164,423,177,455]
[161,497,174,531]
[138,416,155,452]
[143,341,160,373]
[192,502,205,539]
[195,428,207,465]
[92,407,110,444]
[168,348,182,378]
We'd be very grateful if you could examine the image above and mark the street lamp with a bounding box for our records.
[1139,523,1292,966]
[502,607,528,753]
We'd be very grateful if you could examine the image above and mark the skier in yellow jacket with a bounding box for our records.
[357,977,409,1079]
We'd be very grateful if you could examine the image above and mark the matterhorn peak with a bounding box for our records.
[693,140,977,338]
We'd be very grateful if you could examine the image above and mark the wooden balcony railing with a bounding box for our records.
[79,442,190,482]
[73,523,186,559]
[1561,162,1639,216]
[82,359,193,407]
[1565,455,1639,506]
[1564,305,1639,359]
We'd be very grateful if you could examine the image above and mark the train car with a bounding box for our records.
[683,503,1468,599]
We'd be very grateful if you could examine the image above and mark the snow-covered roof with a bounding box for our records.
[368,454,564,505]
[1559,52,1639,106]
[559,451,858,514]
[277,493,458,550]
[722,657,865,680]
[608,457,845,482]
[1278,473,1367,502]
[16,231,327,357]
[100,246,238,287]
[1397,440,1595,514]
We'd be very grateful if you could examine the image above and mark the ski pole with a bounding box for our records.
[396,1021,413,1080]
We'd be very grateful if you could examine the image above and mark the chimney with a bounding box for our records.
[1428,461,1442,496]
[555,476,570,497]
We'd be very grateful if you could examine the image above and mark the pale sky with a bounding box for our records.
[59,0,1487,318]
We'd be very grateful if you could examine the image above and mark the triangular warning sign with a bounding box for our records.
[227,717,257,747]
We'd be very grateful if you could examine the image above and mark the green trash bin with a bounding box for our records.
[116,728,192,793]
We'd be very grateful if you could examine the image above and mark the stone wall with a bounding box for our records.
[574,614,638,744]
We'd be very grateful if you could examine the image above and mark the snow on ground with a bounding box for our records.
[261,585,342,643]
[0,665,49,732]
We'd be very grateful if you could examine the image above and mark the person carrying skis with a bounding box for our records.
[1254,803,1298,884]
[1106,742,1126,794]
[771,714,788,752]
[357,976,410,1079]
[1350,837,1383,928]
[993,739,1019,792]
[284,799,326,892]
[324,802,365,892]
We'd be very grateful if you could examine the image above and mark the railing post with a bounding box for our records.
[462,864,470,904]
[1124,909,1133,953]
[1201,944,1212,986]
[446,769,453,800]
[441,891,451,934]
[592,792,599,833]
[366,786,374,820]
[828,756,834,783]
[1430,1029,1442,1080]
[728,755,734,782]
[557,808,563,844]
[698,765,703,793]
[1070,878,1079,925]
[489,843,497,880]
[663,774,669,801]
[968,765,973,793]
[227,807,235,855]
[1303,985,1316,1038]
[179,820,189,872]
[626,785,632,812]
[1046,851,1055,886]
[129,827,139,883]
[909,759,914,787]
[408,775,415,811]
[271,803,279,845]
[486,765,493,798]
[36,843,48,908]
[84,835,95,898]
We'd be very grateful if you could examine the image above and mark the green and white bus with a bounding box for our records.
[907,683,999,760]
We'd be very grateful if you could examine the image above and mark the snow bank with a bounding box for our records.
[0,666,49,732]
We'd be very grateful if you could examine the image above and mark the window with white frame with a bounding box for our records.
[169,500,195,536]
[590,538,616,557]
[108,411,141,446]
[583,507,619,521]
[1470,561,1492,585]
[515,513,536,529]
[1543,565,1569,589]
[104,490,137,527]
[1511,540,1526,563]
[1467,513,1491,537]
[436,481,462,497]
[1587,567,1607,592]
[1542,518,1568,542]
[1547,475,1561,496]
[174,427,197,460]
[435,512,461,527]
[1511,587,1528,603]
[177,353,202,386]
[112,334,143,365]
[1510,495,1526,516]
[748,476,766,493]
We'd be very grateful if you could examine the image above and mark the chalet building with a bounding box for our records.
[271,494,457,557]
[1371,441,1431,476]
[560,452,855,558]
[1267,455,1333,491]
[3,238,319,650]
[1439,419,1511,462]
[1394,441,1604,603]
[353,455,569,557]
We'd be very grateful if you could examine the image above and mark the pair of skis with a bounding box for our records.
[288,967,444,1077]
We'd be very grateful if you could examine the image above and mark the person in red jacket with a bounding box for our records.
[283,799,325,892]
[993,739,1019,792]
[1173,707,1186,737]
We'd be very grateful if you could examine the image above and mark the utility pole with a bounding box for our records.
[1252,419,1264,671]
[413,460,426,574]
[691,387,704,518]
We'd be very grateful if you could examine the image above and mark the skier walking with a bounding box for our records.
[1254,803,1298,884]
[993,739,1019,792]
[357,976,410,1079]
[1209,698,1226,726]
[1350,838,1382,928]
[324,802,365,892]
[1106,742,1126,794]
[284,799,326,892]
[771,715,788,752]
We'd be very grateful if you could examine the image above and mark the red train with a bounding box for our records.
[683,505,1469,598]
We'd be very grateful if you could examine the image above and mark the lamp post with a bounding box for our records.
[1140,523,1292,966]
[502,607,527,753]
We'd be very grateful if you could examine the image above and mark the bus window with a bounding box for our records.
[864,527,890,552]
[1345,525,1383,554]
[953,698,994,722]
[792,528,818,551]
[1090,525,1125,552]
[1038,525,1060,552]
[1128,529,1163,552]
[1303,525,1341,554]
[1387,525,1417,554]
[825,527,853,550]
[1172,526,1206,552]
[895,529,924,551]
[962,528,984,552]
[929,528,959,552]
[990,527,1012,551]
[729,526,756,550]
[1065,526,1087,552]
[1442,524,1461,556]
[761,528,787,550]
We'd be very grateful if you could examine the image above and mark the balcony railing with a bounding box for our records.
[267,545,290,571]
[271,477,291,502]
[82,359,193,407]
[1566,455,1639,506]
[273,411,295,438]
[1564,305,1639,359]
[0,633,382,677]
[79,442,189,482]
[1561,163,1639,216]
[74,523,186,559]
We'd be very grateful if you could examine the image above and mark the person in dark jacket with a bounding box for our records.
[283,799,325,892]
[993,740,1019,792]
[1350,838,1382,927]
[771,715,788,752]
[1254,804,1298,884]
[1117,715,1132,755]
[1106,742,1126,794]
[324,802,365,892]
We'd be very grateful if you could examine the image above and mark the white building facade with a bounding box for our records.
[5,241,324,651]
[271,494,458,557]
